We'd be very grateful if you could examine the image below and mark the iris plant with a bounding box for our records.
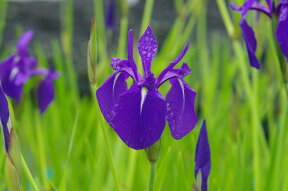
[0,31,60,113]
[194,121,211,191]
[230,0,288,69]
[96,26,198,150]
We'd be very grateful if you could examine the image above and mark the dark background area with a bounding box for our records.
[1,0,226,93]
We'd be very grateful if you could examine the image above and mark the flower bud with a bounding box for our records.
[145,140,161,163]
[87,18,97,86]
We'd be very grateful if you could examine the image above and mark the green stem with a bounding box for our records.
[21,155,40,191]
[35,115,49,190]
[140,0,155,34]
[216,1,262,190]
[117,18,128,58]
[148,162,156,191]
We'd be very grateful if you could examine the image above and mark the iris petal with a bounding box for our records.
[276,5,288,58]
[37,78,55,113]
[128,30,139,81]
[96,72,128,122]
[0,85,10,153]
[110,58,141,81]
[0,56,23,102]
[109,85,166,150]
[195,121,211,191]
[156,44,189,86]
[157,63,191,87]
[166,78,197,139]
[240,19,260,69]
[17,31,34,57]
[138,26,158,76]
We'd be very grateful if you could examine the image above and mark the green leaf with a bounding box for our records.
[4,157,22,191]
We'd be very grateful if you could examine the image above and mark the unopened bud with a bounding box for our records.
[87,18,97,85]
[145,140,161,163]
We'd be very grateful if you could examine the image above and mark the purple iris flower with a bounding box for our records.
[105,0,115,29]
[194,121,211,191]
[96,26,198,150]
[0,84,11,153]
[0,31,60,113]
[230,0,288,69]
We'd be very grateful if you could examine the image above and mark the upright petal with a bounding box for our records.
[166,78,197,139]
[128,30,139,81]
[0,85,11,153]
[138,26,158,75]
[17,31,34,57]
[240,19,260,69]
[276,5,288,58]
[195,121,211,191]
[37,78,55,113]
[96,72,128,122]
[109,85,166,150]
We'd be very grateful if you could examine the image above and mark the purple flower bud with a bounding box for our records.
[195,121,211,191]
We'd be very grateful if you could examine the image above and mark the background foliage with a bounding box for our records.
[0,0,288,190]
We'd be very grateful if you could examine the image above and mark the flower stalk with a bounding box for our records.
[148,162,156,191]
[145,140,160,191]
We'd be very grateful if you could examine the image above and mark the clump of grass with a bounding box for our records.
[0,0,288,190]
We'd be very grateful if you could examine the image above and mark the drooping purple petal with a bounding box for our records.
[109,85,166,150]
[105,0,115,28]
[166,78,197,139]
[240,19,260,69]
[0,56,23,102]
[0,85,11,153]
[156,44,189,85]
[138,26,158,76]
[37,78,55,113]
[96,72,128,122]
[17,31,34,57]
[276,5,288,58]
[195,121,211,191]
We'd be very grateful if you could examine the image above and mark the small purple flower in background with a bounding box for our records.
[105,0,115,29]
[96,26,198,150]
[194,121,211,191]
[0,31,60,113]
[230,0,288,69]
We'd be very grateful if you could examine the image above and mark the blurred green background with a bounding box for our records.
[0,0,288,190]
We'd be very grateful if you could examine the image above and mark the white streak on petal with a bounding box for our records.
[140,87,147,113]
[112,73,121,101]
[178,79,185,111]
[9,67,19,81]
